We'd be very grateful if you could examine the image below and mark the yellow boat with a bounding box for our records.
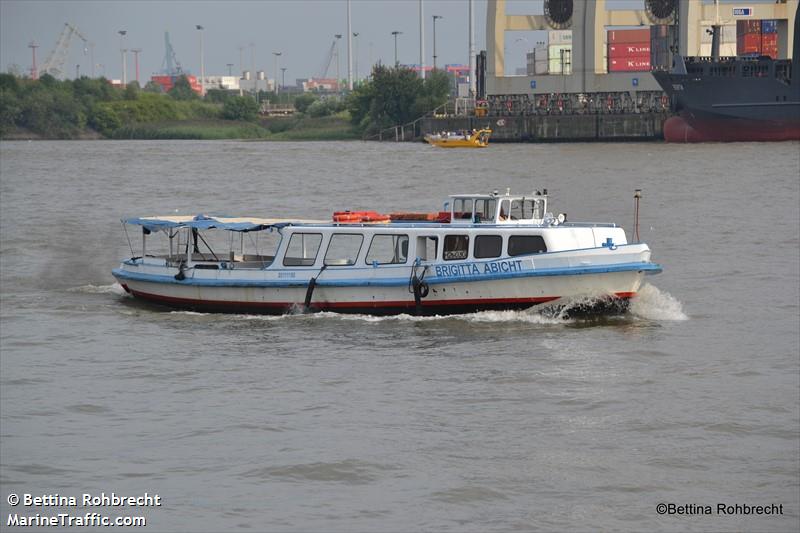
[424,128,492,148]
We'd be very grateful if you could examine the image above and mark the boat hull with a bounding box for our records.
[652,63,800,143]
[425,139,489,148]
[114,268,648,316]
[663,113,800,143]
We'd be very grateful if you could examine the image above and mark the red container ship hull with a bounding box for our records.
[653,4,800,143]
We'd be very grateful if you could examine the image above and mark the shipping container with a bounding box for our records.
[608,43,650,57]
[526,49,549,75]
[548,30,572,45]
[548,44,572,59]
[737,32,762,55]
[607,28,651,44]
[736,19,761,35]
[761,45,778,59]
[548,48,572,74]
[150,74,202,95]
[762,32,777,47]
[608,57,651,72]
[762,19,777,33]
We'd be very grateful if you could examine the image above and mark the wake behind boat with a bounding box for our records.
[111,190,661,315]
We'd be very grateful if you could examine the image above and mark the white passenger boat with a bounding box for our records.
[112,190,661,315]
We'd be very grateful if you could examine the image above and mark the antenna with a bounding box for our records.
[633,189,642,242]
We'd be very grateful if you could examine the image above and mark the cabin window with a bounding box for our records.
[509,199,539,220]
[508,235,547,256]
[453,198,474,220]
[499,199,510,220]
[365,234,409,265]
[324,234,364,266]
[283,233,322,266]
[416,236,438,262]
[474,199,496,223]
[474,235,502,259]
[444,235,469,261]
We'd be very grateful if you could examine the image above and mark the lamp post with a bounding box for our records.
[249,42,256,101]
[334,34,342,93]
[118,30,127,85]
[391,31,402,67]
[352,32,359,84]
[419,0,425,79]
[196,25,205,96]
[432,16,442,70]
[280,67,287,102]
[272,51,282,95]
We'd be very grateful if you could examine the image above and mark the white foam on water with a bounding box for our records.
[458,309,570,325]
[629,283,688,321]
[69,283,128,296]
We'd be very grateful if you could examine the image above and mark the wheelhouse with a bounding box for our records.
[448,190,550,225]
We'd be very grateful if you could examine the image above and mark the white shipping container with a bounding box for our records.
[549,46,572,74]
[548,44,572,60]
[548,30,572,45]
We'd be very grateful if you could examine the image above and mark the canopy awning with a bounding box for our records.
[122,215,327,233]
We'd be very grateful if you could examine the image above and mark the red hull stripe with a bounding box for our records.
[664,115,800,142]
[127,288,635,311]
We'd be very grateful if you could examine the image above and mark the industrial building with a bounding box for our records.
[485,0,797,96]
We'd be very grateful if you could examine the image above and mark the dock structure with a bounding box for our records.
[485,0,797,96]
[421,113,667,143]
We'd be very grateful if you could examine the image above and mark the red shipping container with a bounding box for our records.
[608,56,651,72]
[608,43,650,57]
[762,44,778,58]
[737,33,762,55]
[736,19,761,35]
[607,29,651,44]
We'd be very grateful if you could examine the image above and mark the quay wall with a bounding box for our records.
[420,113,667,142]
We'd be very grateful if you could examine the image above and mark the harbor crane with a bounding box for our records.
[318,38,338,79]
[39,22,90,79]
[160,31,184,75]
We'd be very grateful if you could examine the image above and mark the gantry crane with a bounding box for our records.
[318,39,338,79]
[39,22,90,79]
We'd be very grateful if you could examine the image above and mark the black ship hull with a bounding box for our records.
[653,67,800,142]
[652,3,800,143]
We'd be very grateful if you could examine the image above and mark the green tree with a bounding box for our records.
[168,75,199,100]
[222,95,258,121]
[0,73,20,93]
[293,93,317,113]
[412,69,450,117]
[346,65,445,133]
[124,81,140,101]
[206,88,232,104]
[143,81,163,93]
[88,104,122,136]
[0,89,21,135]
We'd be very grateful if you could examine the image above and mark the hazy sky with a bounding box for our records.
[1,0,496,83]
[0,0,771,83]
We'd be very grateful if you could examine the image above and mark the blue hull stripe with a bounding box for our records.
[113,262,662,289]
